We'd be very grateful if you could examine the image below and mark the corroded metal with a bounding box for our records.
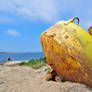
[40,17,92,86]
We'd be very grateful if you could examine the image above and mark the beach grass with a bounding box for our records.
[19,57,47,69]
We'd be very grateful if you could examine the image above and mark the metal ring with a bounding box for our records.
[65,17,80,25]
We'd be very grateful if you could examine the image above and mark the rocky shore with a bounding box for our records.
[0,61,92,92]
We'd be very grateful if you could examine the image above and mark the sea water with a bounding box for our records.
[0,52,44,62]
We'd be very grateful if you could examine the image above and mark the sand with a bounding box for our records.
[0,62,92,92]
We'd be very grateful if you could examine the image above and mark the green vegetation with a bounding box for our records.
[60,75,65,82]
[19,57,47,69]
[44,67,51,71]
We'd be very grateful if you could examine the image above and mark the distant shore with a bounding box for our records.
[0,52,44,62]
[0,52,43,53]
[0,52,17,54]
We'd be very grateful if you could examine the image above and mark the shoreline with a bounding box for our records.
[0,60,28,66]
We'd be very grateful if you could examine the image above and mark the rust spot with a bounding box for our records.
[51,45,53,49]
[70,56,75,60]
[65,35,69,39]
[50,34,56,38]
[50,35,54,38]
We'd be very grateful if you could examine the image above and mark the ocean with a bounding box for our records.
[0,52,44,62]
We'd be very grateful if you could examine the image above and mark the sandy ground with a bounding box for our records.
[0,62,92,92]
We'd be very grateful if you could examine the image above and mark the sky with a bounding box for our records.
[0,0,92,52]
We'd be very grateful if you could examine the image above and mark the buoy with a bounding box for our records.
[40,17,92,86]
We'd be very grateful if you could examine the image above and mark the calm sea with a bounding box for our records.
[0,52,44,62]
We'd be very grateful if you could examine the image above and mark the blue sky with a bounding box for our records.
[0,0,92,52]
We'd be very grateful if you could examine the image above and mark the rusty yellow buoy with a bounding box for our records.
[40,17,92,86]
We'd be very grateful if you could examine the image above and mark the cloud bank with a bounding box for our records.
[0,0,92,29]
[7,30,20,37]
[0,0,59,22]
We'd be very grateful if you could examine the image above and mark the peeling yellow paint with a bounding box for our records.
[40,17,92,87]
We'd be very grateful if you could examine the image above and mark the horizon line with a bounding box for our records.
[0,52,43,53]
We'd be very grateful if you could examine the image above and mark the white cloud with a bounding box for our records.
[0,0,92,28]
[7,30,20,37]
[0,0,60,22]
